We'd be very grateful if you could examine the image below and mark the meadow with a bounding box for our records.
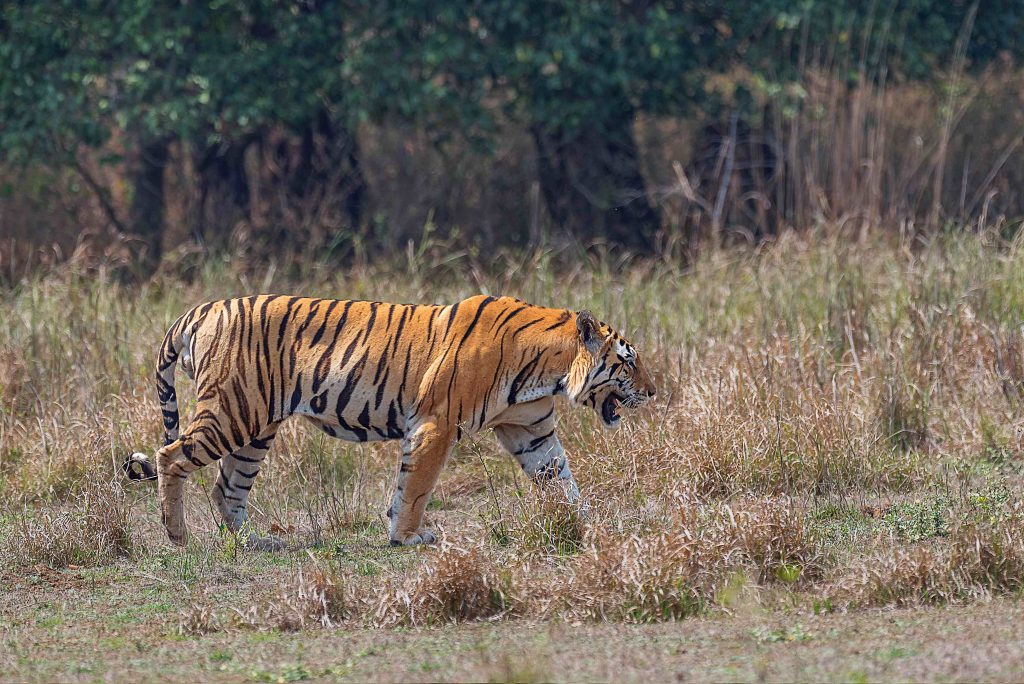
[2,229,1024,681]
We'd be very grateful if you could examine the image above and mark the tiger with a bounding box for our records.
[125,294,656,547]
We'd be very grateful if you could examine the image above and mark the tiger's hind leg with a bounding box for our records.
[213,424,280,534]
[157,413,251,546]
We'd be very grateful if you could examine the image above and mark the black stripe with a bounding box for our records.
[310,300,341,346]
[444,297,496,416]
[386,401,402,439]
[360,302,380,344]
[511,317,547,339]
[528,407,555,426]
[443,302,461,338]
[508,351,543,405]
[311,300,354,394]
[543,311,572,331]
[289,371,303,414]
[514,430,555,455]
[490,304,528,333]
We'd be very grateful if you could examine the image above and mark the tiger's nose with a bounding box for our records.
[646,386,657,398]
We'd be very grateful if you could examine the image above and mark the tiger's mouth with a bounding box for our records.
[601,392,623,427]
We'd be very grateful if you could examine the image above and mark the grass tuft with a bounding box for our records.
[239,557,356,631]
[6,482,140,568]
[379,541,513,626]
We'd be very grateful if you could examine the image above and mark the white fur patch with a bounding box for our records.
[515,387,552,403]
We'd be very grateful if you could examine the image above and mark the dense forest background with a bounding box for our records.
[2,0,1023,280]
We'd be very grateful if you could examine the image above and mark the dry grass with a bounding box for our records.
[3,481,140,569]
[239,556,357,631]
[830,506,1024,609]
[373,541,512,627]
[2,230,1024,638]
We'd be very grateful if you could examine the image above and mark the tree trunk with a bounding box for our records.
[128,136,170,275]
[531,112,660,252]
[291,108,366,230]
[195,136,254,247]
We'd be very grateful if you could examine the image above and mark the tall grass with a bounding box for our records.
[2,230,1024,622]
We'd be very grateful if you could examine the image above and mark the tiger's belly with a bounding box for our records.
[292,385,407,443]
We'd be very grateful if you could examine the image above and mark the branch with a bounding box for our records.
[65,150,126,235]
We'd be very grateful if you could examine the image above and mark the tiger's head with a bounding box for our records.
[567,310,656,428]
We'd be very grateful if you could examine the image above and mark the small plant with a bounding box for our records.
[882,496,950,542]
[964,486,1013,522]
[248,664,313,683]
[807,504,873,549]
[179,591,221,636]
[752,623,812,643]
[811,597,834,615]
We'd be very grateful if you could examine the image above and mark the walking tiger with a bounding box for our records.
[125,294,656,547]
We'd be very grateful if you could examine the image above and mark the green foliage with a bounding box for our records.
[347,0,1024,142]
[3,0,1022,257]
[5,1,1020,163]
[1,0,353,162]
[883,497,951,542]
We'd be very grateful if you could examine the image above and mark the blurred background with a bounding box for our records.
[2,0,1023,281]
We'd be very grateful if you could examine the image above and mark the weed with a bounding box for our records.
[882,496,950,542]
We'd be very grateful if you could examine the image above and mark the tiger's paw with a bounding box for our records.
[389,529,437,547]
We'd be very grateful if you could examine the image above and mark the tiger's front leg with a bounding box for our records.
[388,422,455,546]
[494,417,581,504]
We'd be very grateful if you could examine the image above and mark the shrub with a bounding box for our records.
[951,513,1024,595]
[565,530,720,623]
[830,546,949,608]
[493,488,587,556]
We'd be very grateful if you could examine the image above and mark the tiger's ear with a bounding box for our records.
[576,310,602,354]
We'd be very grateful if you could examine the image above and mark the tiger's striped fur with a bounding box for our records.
[126,294,656,547]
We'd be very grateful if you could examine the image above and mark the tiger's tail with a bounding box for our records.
[124,313,190,481]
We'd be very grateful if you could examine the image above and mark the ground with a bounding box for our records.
[2,560,1022,683]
